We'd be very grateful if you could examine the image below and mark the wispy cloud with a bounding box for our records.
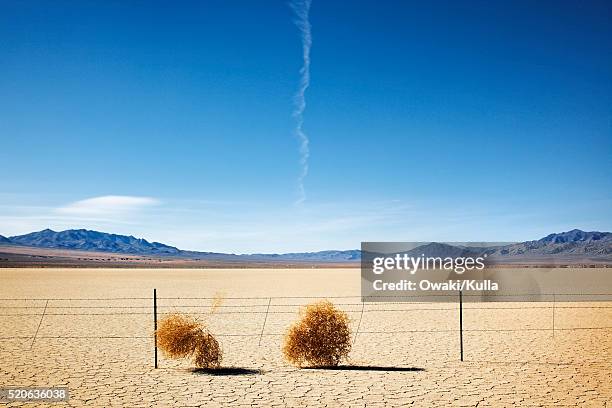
[290,0,312,205]
[3,192,602,253]
[56,195,159,217]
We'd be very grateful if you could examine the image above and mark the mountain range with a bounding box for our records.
[0,228,610,263]
[7,229,181,255]
[393,230,611,261]
[484,230,611,257]
[0,229,360,262]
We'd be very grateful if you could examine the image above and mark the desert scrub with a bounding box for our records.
[283,300,351,367]
[156,313,222,369]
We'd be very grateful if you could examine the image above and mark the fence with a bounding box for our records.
[1,291,611,368]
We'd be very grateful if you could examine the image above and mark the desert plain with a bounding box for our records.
[0,267,610,407]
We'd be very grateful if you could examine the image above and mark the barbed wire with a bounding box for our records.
[2,304,612,311]
[1,294,611,316]
[1,295,610,344]
[1,293,611,301]
[3,305,612,316]
[2,327,611,341]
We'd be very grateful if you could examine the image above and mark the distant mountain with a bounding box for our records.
[5,228,358,261]
[402,242,483,258]
[486,229,612,258]
[539,229,611,244]
[251,249,361,262]
[2,228,611,263]
[361,230,611,264]
[9,229,181,255]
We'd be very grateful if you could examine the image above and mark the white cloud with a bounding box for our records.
[56,195,159,217]
[290,0,313,205]
[4,193,604,253]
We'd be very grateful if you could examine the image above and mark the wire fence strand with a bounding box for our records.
[1,295,610,343]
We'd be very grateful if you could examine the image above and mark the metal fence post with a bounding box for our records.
[154,289,158,369]
[353,302,365,345]
[459,290,463,362]
[258,297,272,346]
[552,293,556,338]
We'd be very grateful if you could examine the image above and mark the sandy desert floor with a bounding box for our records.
[0,268,611,407]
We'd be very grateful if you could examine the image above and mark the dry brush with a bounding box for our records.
[156,313,222,369]
[283,300,352,367]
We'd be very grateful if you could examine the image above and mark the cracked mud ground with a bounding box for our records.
[1,268,610,407]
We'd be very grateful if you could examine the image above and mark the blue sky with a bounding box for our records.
[1,0,611,252]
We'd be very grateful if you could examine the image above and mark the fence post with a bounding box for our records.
[552,293,555,338]
[459,290,463,362]
[353,301,365,345]
[154,288,158,369]
[258,297,272,346]
[30,299,49,350]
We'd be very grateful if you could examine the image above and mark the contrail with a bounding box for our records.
[290,0,312,205]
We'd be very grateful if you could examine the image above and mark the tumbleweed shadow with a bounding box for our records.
[192,367,263,376]
[303,365,425,372]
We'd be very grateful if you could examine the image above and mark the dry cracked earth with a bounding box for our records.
[0,268,610,407]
